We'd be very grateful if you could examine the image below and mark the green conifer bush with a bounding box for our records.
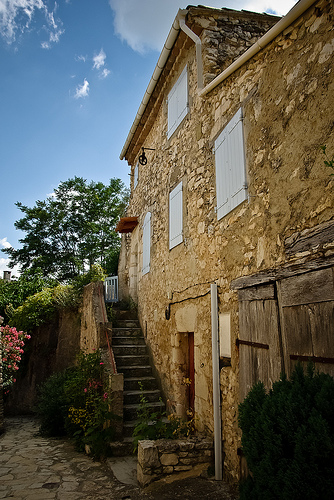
[238,364,334,499]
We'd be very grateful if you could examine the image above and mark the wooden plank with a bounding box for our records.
[231,256,334,290]
[238,284,275,301]
[238,298,282,401]
[285,220,334,256]
[279,268,334,307]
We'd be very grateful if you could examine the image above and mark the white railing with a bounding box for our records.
[104,276,118,303]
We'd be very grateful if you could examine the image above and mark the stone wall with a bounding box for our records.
[120,0,334,483]
[4,281,123,426]
[137,437,214,487]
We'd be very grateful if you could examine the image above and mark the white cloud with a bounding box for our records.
[75,54,87,63]
[74,78,89,99]
[0,237,12,249]
[109,0,297,53]
[99,67,111,79]
[93,48,106,70]
[0,0,64,46]
[0,258,20,278]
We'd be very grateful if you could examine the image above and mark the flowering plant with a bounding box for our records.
[0,324,31,389]
[64,351,116,458]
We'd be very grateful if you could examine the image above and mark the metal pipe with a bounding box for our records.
[211,283,222,481]
[120,9,188,161]
[179,18,203,90]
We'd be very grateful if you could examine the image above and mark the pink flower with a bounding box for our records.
[84,388,87,393]
[100,362,104,365]
[103,393,108,399]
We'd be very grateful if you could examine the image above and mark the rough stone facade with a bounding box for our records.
[118,0,334,483]
[137,437,214,487]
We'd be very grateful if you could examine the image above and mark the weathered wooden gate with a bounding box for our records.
[232,263,334,401]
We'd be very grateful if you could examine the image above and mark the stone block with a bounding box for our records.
[137,463,156,487]
[195,439,214,450]
[179,440,195,452]
[160,453,179,466]
[138,441,159,468]
[162,466,173,475]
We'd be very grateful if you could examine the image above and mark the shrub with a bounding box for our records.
[132,382,196,451]
[0,324,31,390]
[238,364,334,500]
[37,370,71,436]
[37,350,117,459]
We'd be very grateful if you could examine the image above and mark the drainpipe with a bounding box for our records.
[211,283,223,481]
[120,9,188,161]
[179,17,203,90]
[199,0,318,96]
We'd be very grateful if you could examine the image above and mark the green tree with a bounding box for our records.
[0,268,57,324]
[2,177,128,280]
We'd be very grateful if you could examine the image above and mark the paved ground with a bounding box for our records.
[0,417,238,499]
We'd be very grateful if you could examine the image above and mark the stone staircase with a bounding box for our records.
[111,316,165,443]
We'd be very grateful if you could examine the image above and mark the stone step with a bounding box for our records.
[113,345,148,357]
[114,319,140,328]
[112,336,146,346]
[124,401,165,421]
[115,355,149,367]
[123,376,159,391]
[112,327,143,338]
[117,365,153,378]
[124,389,161,405]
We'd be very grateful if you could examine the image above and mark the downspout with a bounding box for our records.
[211,283,223,481]
[120,9,205,160]
[199,0,318,96]
[179,18,203,90]
[120,9,188,161]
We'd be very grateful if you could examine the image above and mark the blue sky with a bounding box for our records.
[0,0,296,275]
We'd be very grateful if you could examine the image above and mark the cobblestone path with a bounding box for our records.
[0,417,238,499]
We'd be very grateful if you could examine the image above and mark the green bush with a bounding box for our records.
[0,268,57,324]
[8,265,106,333]
[37,370,72,436]
[37,350,117,459]
[132,382,196,451]
[238,364,334,500]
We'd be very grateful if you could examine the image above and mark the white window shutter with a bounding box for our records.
[134,163,138,188]
[215,108,247,220]
[169,182,183,249]
[142,212,151,275]
[167,66,188,139]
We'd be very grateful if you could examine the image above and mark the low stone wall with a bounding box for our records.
[137,437,214,487]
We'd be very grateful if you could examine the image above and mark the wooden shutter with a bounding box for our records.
[142,212,151,275]
[169,182,183,249]
[278,268,334,378]
[215,108,247,220]
[167,66,188,139]
[134,163,138,188]
[238,284,283,402]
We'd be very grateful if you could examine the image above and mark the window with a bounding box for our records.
[214,108,247,220]
[169,181,183,249]
[134,162,139,188]
[167,66,188,139]
[142,212,151,275]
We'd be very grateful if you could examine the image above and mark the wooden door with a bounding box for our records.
[278,267,334,378]
[237,266,334,401]
[238,284,283,401]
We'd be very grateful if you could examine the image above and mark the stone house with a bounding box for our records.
[117,0,334,482]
